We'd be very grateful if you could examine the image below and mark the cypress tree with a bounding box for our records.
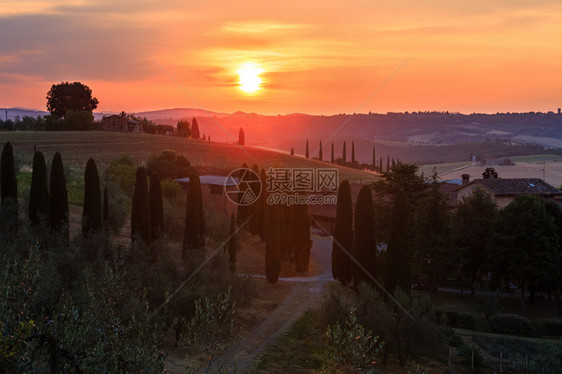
[372,146,376,167]
[384,189,411,294]
[279,201,292,259]
[238,127,245,146]
[257,168,267,240]
[343,141,347,163]
[290,147,294,156]
[386,155,390,172]
[331,143,334,164]
[82,158,102,236]
[1,142,17,204]
[183,173,205,264]
[248,164,260,235]
[29,151,49,225]
[305,139,309,158]
[319,140,323,161]
[291,197,311,272]
[149,173,164,242]
[392,159,396,168]
[351,141,356,163]
[264,200,281,283]
[332,180,353,284]
[379,157,383,172]
[49,152,69,238]
[131,166,150,242]
[228,213,236,273]
[237,163,249,225]
[191,117,200,139]
[103,186,109,225]
[352,185,376,288]
[1,142,19,235]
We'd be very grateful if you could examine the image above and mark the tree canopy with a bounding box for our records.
[46,81,98,119]
[454,187,498,295]
[487,194,559,306]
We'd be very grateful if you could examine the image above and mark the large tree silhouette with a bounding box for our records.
[46,81,98,119]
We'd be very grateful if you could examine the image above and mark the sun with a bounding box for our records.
[237,63,263,93]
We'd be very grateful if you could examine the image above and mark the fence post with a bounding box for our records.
[448,347,452,373]
[525,354,528,374]
[500,351,503,374]
[471,349,474,371]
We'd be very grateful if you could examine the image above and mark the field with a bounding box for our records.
[1,131,377,205]
[418,161,473,176]
[436,157,562,188]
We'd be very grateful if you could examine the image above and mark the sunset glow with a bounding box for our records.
[237,63,263,93]
[1,1,562,114]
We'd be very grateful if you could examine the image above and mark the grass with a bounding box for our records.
[17,169,84,206]
[1,131,377,184]
[254,310,326,373]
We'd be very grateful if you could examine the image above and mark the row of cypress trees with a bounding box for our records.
[331,181,377,288]
[1,142,112,241]
[234,162,311,283]
[331,180,411,294]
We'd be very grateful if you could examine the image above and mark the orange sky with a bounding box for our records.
[1,0,561,115]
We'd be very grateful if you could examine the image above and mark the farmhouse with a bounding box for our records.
[453,168,562,207]
[102,114,143,133]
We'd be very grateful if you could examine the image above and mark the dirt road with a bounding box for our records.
[209,235,333,373]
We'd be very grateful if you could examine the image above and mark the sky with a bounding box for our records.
[1,0,561,115]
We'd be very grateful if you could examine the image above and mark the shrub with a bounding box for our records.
[435,310,476,330]
[161,178,182,199]
[163,194,185,241]
[325,307,381,373]
[459,344,484,368]
[104,181,127,232]
[104,155,136,195]
[489,314,533,335]
[146,150,193,180]
[537,319,562,337]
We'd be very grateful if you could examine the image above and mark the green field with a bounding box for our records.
[2,131,377,206]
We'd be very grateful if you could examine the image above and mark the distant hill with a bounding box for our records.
[1,108,49,120]
[133,108,228,121]
[5,106,562,165]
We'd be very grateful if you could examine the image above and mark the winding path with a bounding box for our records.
[210,235,333,373]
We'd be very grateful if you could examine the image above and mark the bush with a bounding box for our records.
[325,307,381,373]
[104,155,136,195]
[435,310,476,330]
[537,319,562,337]
[459,344,484,368]
[356,283,447,365]
[104,181,128,232]
[146,150,194,180]
[163,194,185,241]
[473,334,562,373]
[161,178,182,199]
[489,314,533,335]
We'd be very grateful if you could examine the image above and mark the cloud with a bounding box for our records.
[0,13,160,82]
